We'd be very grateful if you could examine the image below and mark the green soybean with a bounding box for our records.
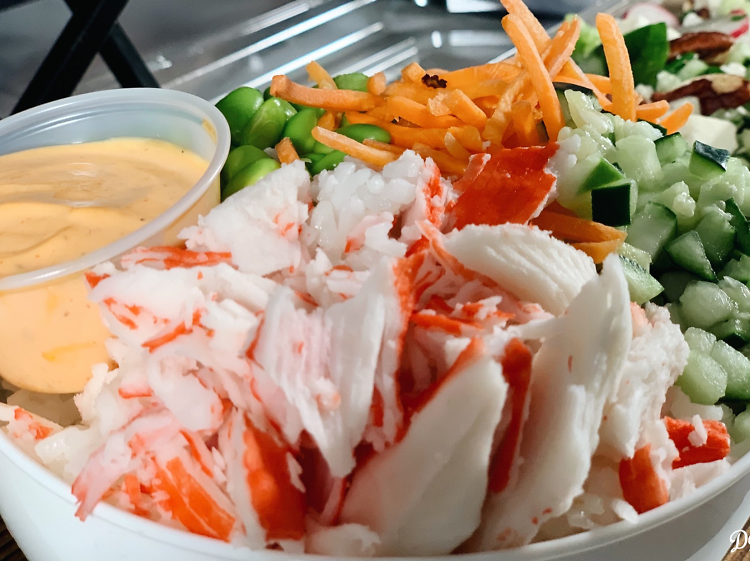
[336,123,391,144]
[339,114,350,128]
[223,158,281,200]
[215,87,264,146]
[240,98,289,149]
[221,145,271,184]
[283,109,319,154]
[310,150,346,175]
[274,98,297,120]
[333,73,369,92]
[313,140,335,155]
[263,86,272,100]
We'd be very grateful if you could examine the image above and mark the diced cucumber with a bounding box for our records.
[695,211,736,267]
[710,318,750,348]
[720,254,750,283]
[618,242,652,270]
[579,156,625,193]
[678,58,709,80]
[676,350,727,405]
[667,302,688,330]
[591,180,635,227]
[679,280,737,329]
[719,276,750,313]
[689,141,730,179]
[732,408,750,442]
[619,256,664,304]
[660,270,700,302]
[626,202,678,261]
[684,327,717,354]
[726,198,750,255]
[711,340,750,400]
[616,135,664,191]
[655,133,689,165]
[665,231,717,282]
[564,90,614,136]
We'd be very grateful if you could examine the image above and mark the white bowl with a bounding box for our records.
[0,425,748,561]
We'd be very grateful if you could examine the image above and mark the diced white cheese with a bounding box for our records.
[680,114,738,153]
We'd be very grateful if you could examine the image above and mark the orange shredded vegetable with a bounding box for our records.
[444,132,472,160]
[412,143,468,176]
[596,13,636,121]
[318,111,337,130]
[443,89,488,129]
[659,102,694,134]
[306,61,336,89]
[530,209,627,243]
[511,100,540,147]
[387,96,464,128]
[636,100,670,122]
[311,126,399,167]
[270,76,382,111]
[276,138,299,165]
[367,72,387,95]
[402,62,427,83]
[362,138,406,155]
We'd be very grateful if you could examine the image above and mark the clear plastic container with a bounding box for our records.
[0,89,230,393]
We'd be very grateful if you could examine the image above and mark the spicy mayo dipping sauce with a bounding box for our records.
[0,138,211,393]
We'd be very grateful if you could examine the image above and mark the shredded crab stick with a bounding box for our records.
[596,13,637,122]
[619,444,670,514]
[664,417,731,468]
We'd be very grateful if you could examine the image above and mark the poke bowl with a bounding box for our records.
[4,1,750,561]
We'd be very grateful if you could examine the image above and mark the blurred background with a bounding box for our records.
[0,0,593,118]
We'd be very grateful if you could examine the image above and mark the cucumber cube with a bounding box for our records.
[679,280,737,330]
[619,256,664,304]
[719,277,750,313]
[695,211,736,267]
[660,270,699,302]
[677,350,728,405]
[684,327,717,354]
[665,231,717,282]
[666,302,688,330]
[720,254,750,283]
[616,136,664,191]
[710,318,750,348]
[726,198,750,256]
[655,133,689,165]
[689,140,730,178]
[618,242,652,270]
[626,202,678,261]
[591,180,634,227]
[711,340,750,400]
[732,408,750,443]
[579,157,626,193]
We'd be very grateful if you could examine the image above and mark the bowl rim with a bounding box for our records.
[0,88,231,292]
[0,425,748,560]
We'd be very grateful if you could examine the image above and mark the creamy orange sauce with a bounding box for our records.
[0,138,213,393]
[0,138,209,277]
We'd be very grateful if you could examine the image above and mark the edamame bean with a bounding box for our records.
[310,150,346,175]
[223,158,281,200]
[240,98,289,149]
[283,109,319,154]
[333,72,369,92]
[215,87,264,146]
[336,123,391,144]
[275,98,297,120]
[221,145,271,184]
[263,87,272,100]
[313,140,334,155]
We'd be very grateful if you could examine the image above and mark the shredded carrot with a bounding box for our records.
[384,81,440,104]
[511,100,540,146]
[554,63,610,105]
[306,61,337,89]
[619,444,669,514]
[636,100,670,122]
[664,417,730,469]
[473,95,500,117]
[440,62,522,88]
[585,72,613,95]
[503,15,564,141]
[312,126,399,167]
[659,102,694,135]
[318,111,337,130]
[444,132,472,160]
[427,94,452,116]
[457,80,512,99]
[500,0,550,51]
[363,138,406,154]
[449,125,484,152]
[596,13,636,122]
[443,89,488,129]
[402,62,427,83]
[367,71,387,95]
[530,208,627,242]
[386,96,463,128]
[271,75,382,111]
[276,137,299,165]
[412,143,468,176]
[572,239,623,263]
[544,200,578,216]
[484,78,526,145]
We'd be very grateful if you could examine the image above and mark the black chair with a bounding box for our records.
[1,0,159,114]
